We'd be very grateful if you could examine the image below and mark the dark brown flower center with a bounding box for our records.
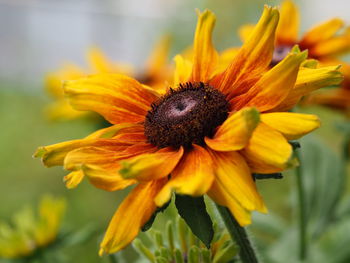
[144,82,230,149]
[270,45,293,67]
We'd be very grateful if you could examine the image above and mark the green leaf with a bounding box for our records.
[175,195,214,248]
[142,200,170,232]
[299,135,346,238]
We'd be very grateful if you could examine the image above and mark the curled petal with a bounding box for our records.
[241,123,296,173]
[155,145,214,206]
[261,112,320,140]
[64,170,85,189]
[99,179,167,255]
[205,107,260,151]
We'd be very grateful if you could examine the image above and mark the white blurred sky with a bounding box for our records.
[0,0,349,89]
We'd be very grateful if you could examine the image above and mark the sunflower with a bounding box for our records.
[35,6,342,255]
[0,196,65,259]
[45,36,171,121]
[239,0,350,113]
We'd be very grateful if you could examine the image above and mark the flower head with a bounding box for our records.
[0,196,65,259]
[239,0,349,113]
[35,6,341,255]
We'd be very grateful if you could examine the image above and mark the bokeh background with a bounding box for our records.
[0,0,349,262]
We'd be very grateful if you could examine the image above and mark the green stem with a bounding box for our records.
[295,150,307,261]
[216,204,258,263]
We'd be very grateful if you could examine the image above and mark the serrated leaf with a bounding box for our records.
[175,195,214,248]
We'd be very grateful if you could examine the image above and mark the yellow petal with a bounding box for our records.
[276,0,300,44]
[86,47,133,74]
[173,55,192,85]
[119,147,184,181]
[205,107,260,151]
[311,35,350,57]
[63,170,85,189]
[34,138,126,167]
[231,47,307,112]
[272,65,343,111]
[211,6,279,96]
[208,180,252,226]
[211,151,266,212]
[63,73,159,124]
[241,123,295,173]
[261,112,320,140]
[99,179,166,255]
[82,165,136,192]
[190,9,218,82]
[145,35,171,79]
[300,18,344,47]
[155,145,214,206]
[45,100,88,121]
[238,24,255,42]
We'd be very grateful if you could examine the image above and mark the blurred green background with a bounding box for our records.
[0,0,349,262]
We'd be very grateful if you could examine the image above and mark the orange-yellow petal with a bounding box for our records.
[210,6,279,96]
[155,145,214,206]
[300,18,344,48]
[63,170,85,189]
[82,165,137,192]
[210,151,266,213]
[310,35,350,58]
[173,55,192,85]
[99,179,167,255]
[34,139,127,167]
[272,65,343,111]
[205,107,260,152]
[63,73,159,124]
[190,9,218,82]
[238,24,255,43]
[145,35,171,79]
[119,147,184,181]
[208,180,252,226]
[86,47,133,74]
[231,47,307,112]
[276,0,300,44]
[261,112,320,140]
[241,123,296,173]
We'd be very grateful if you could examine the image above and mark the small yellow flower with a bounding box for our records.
[239,0,350,113]
[35,6,341,255]
[0,196,65,259]
[45,36,171,121]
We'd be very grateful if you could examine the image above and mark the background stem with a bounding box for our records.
[216,204,259,263]
[296,150,307,261]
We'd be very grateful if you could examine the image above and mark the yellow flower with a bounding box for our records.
[45,36,171,121]
[239,0,350,113]
[35,6,341,255]
[0,196,65,259]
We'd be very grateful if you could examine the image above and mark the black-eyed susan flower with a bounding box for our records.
[35,6,342,255]
[0,196,65,259]
[238,0,347,112]
[45,36,171,121]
